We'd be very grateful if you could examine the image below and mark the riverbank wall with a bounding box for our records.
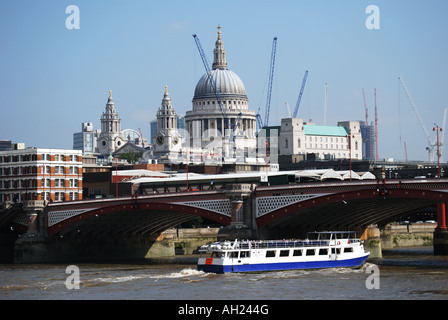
[381,223,436,249]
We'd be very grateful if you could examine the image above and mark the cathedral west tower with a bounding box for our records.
[154,86,181,158]
[97,91,127,156]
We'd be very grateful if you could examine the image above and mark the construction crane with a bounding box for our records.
[285,102,292,118]
[374,88,379,160]
[256,37,277,130]
[264,36,277,127]
[398,77,436,161]
[324,83,328,126]
[404,141,408,161]
[440,107,448,162]
[292,70,309,118]
[362,88,369,124]
[138,128,145,148]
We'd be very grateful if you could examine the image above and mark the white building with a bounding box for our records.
[279,118,363,160]
[73,122,100,155]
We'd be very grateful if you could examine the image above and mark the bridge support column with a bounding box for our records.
[22,200,47,237]
[229,197,244,226]
[434,202,448,255]
[219,184,255,241]
[437,202,447,230]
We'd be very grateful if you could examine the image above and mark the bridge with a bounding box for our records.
[2,177,448,262]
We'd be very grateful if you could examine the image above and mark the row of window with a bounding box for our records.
[285,139,359,151]
[213,247,354,259]
[0,166,81,176]
[0,154,80,163]
[194,100,248,107]
[308,136,348,143]
[0,178,81,189]
[0,192,80,202]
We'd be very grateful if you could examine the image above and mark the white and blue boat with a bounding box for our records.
[197,231,370,274]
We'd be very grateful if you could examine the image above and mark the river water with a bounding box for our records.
[1,247,447,303]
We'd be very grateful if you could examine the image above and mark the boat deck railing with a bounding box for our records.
[233,238,361,250]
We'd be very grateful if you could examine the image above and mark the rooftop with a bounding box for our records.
[304,125,349,137]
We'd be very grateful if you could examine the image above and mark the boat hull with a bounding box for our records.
[198,253,369,274]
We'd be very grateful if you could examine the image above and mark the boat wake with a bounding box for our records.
[152,268,206,279]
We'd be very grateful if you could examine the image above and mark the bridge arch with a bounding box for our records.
[47,200,231,237]
[256,188,446,238]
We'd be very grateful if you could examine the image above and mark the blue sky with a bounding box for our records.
[1,0,447,161]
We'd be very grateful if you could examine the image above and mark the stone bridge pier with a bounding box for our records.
[219,183,256,241]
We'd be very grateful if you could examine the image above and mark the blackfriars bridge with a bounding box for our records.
[2,178,448,262]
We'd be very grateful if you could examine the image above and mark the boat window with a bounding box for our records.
[228,251,239,259]
[293,249,302,256]
[280,250,290,257]
[331,248,341,254]
[266,250,276,258]
[344,247,353,253]
[306,249,315,256]
[319,248,328,255]
[240,251,251,258]
[212,252,224,258]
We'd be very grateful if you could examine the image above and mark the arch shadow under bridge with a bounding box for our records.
[254,181,448,239]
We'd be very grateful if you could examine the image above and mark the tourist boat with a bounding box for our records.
[197,231,370,273]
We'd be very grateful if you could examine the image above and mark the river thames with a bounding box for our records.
[1,247,447,302]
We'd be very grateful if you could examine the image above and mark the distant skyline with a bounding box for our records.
[1,0,447,161]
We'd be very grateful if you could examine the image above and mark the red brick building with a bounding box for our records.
[0,148,83,202]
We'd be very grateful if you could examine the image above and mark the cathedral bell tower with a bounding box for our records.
[154,86,181,157]
[97,91,126,156]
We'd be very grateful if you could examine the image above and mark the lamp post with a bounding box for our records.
[433,124,443,178]
[346,134,355,181]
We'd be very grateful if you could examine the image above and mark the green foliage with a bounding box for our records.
[119,152,142,164]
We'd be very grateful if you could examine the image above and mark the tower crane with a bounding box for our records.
[441,107,448,161]
[138,128,145,148]
[285,102,292,118]
[374,88,379,160]
[398,77,436,161]
[293,70,309,118]
[362,88,369,124]
[256,37,277,130]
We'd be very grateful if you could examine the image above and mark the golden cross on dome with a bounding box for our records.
[165,85,168,93]
[217,25,222,39]
[109,90,112,97]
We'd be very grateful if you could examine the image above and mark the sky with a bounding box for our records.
[1,0,447,162]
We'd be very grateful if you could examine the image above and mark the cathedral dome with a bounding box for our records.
[185,26,257,157]
[192,25,248,107]
[193,69,247,100]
